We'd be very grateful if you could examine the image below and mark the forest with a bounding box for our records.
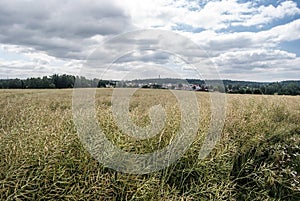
[0,74,299,95]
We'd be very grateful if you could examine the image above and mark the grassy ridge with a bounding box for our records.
[0,89,299,200]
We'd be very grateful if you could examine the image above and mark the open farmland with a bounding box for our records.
[1,89,300,200]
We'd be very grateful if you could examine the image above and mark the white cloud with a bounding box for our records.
[177,18,300,54]
[117,0,300,31]
[234,1,300,27]
[263,18,300,42]
[186,0,300,30]
[182,0,252,30]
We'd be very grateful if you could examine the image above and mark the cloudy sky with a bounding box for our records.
[0,0,299,81]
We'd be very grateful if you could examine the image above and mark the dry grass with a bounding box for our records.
[0,89,299,200]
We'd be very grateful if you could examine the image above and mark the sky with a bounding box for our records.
[0,0,299,81]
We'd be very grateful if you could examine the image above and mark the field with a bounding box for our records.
[1,88,300,200]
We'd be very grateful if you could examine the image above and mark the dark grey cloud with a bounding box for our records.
[85,29,214,74]
[0,0,133,59]
[115,51,171,64]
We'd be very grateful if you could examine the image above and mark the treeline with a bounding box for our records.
[187,79,300,95]
[129,78,300,95]
[1,74,300,95]
[222,80,300,95]
[0,74,115,89]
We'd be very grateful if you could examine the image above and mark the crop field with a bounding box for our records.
[0,89,300,200]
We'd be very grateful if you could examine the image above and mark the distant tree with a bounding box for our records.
[91,78,99,88]
[97,80,109,88]
[238,88,246,94]
[245,88,252,94]
[151,84,162,89]
[40,76,52,88]
[0,76,299,95]
[8,79,23,88]
[141,85,150,88]
[74,76,91,88]
[265,83,279,95]
[253,88,262,94]
[51,74,60,88]
[50,74,75,88]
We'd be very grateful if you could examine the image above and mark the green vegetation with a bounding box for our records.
[1,75,300,95]
[222,80,300,95]
[0,74,99,89]
[0,89,299,200]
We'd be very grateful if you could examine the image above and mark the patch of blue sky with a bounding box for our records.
[217,13,300,34]
[245,0,284,7]
[216,24,256,33]
[0,47,29,62]
[279,39,300,57]
[172,23,205,33]
[196,0,211,8]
